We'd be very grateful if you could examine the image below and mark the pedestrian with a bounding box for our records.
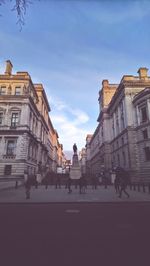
[44,170,49,189]
[35,177,38,189]
[118,168,130,198]
[67,177,72,193]
[101,170,107,189]
[79,175,87,194]
[114,168,120,194]
[114,176,120,194]
[55,175,61,189]
[24,172,31,199]
[79,177,83,194]
[91,174,97,189]
[15,180,18,189]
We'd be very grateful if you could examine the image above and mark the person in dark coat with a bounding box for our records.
[55,175,61,189]
[79,176,86,194]
[118,168,130,198]
[114,168,120,194]
[24,175,31,199]
[67,177,72,193]
[44,171,50,189]
[91,174,97,189]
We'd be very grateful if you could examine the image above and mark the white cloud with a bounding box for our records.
[48,95,92,152]
[48,96,67,111]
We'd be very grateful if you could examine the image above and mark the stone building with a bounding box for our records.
[85,134,93,176]
[88,80,118,177]
[88,68,150,182]
[79,148,86,175]
[132,87,150,181]
[51,130,59,173]
[0,60,64,180]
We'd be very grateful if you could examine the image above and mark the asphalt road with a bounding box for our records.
[0,202,150,266]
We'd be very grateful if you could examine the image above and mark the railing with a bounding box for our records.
[129,183,150,194]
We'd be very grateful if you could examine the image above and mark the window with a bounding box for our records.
[120,102,125,129]
[6,140,16,155]
[144,147,150,161]
[141,106,148,123]
[15,87,21,95]
[122,151,126,165]
[101,127,103,137]
[8,85,12,95]
[116,140,119,149]
[32,118,35,133]
[112,118,115,137]
[29,112,32,129]
[121,137,124,146]
[117,154,120,166]
[35,121,38,132]
[121,114,125,130]
[11,113,19,127]
[4,165,12,175]
[0,112,3,125]
[113,156,115,166]
[0,87,6,95]
[143,129,148,139]
[116,119,119,135]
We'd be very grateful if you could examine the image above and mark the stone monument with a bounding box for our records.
[70,143,81,180]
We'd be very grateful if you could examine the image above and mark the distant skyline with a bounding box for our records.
[0,0,150,156]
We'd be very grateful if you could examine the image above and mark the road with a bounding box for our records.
[0,202,150,266]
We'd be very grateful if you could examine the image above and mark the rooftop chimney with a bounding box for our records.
[102,79,109,88]
[137,67,148,80]
[5,60,13,75]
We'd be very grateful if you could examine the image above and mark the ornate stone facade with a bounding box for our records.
[87,68,150,183]
[0,60,64,180]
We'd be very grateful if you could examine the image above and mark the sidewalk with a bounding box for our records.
[0,179,23,191]
[0,185,150,203]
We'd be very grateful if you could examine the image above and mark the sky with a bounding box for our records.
[0,0,150,157]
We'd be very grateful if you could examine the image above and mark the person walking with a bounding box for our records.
[67,177,72,193]
[44,170,49,189]
[114,168,120,194]
[91,174,97,189]
[118,168,130,198]
[24,172,31,199]
[55,175,61,189]
[79,176,86,194]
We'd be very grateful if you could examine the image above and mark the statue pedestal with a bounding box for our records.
[70,153,81,180]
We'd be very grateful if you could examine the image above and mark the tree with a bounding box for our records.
[0,0,33,29]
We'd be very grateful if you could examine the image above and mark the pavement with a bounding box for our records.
[0,184,150,202]
[0,201,150,266]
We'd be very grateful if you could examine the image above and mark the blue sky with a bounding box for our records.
[0,0,150,155]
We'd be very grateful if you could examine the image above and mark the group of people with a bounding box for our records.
[24,167,130,200]
[65,176,87,194]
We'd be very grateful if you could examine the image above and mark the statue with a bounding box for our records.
[73,143,77,154]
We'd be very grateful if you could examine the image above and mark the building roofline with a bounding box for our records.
[34,83,51,112]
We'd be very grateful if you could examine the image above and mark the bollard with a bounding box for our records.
[138,183,140,192]
[143,183,145,193]
[130,184,132,190]
[15,180,18,189]
[133,184,136,191]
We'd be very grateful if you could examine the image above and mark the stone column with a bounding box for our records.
[136,105,140,126]
[113,112,116,137]
[147,99,150,120]
[20,104,29,125]
[122,99,127,128]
